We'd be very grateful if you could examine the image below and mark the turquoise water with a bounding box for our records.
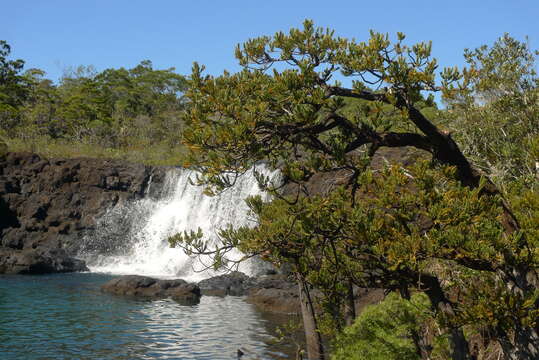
[0,273,296,360]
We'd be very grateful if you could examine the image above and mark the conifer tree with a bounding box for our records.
[171,21,538,360]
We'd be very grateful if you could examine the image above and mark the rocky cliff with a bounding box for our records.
[0,147,421,275]
[0,152,166,274]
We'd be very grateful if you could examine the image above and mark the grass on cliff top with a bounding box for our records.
[3,136,188,166]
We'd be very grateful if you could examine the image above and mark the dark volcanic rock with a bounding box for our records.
[101,275,201,305]
[0,247,88,274]
[245,275,385,315]
[197,271,252,296]
[215,273,385,315]
[247,287,301,314]
[100,271,382,315]
[246,274,301,314]
[281,146,427,197]
[0,152,167,274]
[198,271,302,313]
[353,287,385,314]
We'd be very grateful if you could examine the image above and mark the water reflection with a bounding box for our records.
[0,273,299,360]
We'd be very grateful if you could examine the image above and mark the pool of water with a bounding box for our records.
[0,273,299,360]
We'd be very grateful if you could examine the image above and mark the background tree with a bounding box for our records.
[444,34,539,188]
[1,48,189,165]
[0,40,31,133]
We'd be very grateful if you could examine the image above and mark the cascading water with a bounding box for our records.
[81,165,280,281]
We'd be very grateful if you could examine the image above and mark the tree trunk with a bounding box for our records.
[411,327,433,360]
[344,281,356,327]
[296,272,325,360]
[422,275,472,360]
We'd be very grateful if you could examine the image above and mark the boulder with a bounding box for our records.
[196,272,301,313]
[197,271,300,313]
[246,274,301,314]
[247,287,301,314]
[245,275,384,315]
[101,275,201,305]
[197,271,252,296]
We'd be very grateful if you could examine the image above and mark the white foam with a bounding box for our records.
[83,165,279,280]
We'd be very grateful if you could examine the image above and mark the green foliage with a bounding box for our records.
[202,163,525,311]
[174,20,538,358]
[331,293,446,360]
[0,40,31,131]
[444,34,539,186]
[182,20,457,191]
[0,40,189,164]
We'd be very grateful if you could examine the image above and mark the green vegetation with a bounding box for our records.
[332,293,449,360]
[444,34,539,188]
[169,21,538,360]
[0,40,29,131]
[1,20,538,360]
[0,44,188,165]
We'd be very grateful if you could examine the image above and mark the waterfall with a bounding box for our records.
[81,165,280,281]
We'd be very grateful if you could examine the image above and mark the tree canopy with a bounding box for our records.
[0,46,188,164]
[171,20,539,360]
[0,40,30,131]
[445,34,539,187]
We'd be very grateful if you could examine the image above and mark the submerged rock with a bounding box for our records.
[0,247,88,274]
[101,275,201,305]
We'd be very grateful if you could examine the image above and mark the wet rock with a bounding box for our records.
[246,274,301,314]
[0,152,167,274]
[247,287,301,314]
[197,271,252,296]
[196,272,301,313]
[101,275,201,305]
[0,247,88,274]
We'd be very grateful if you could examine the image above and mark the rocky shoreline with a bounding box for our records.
[100,271,384,315]
[101,272,302,314]
[1,151,384,317]
[0,152,304,314]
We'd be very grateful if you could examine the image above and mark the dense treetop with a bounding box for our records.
[0,45,188,164]
[172,21,538,360]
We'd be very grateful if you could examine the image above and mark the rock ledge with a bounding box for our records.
[101,275,201,305]
[0,247,88,274]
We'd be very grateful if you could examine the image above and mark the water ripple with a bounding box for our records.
[0,273,298,360]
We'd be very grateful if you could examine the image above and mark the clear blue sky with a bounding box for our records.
[2,0,538,83]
